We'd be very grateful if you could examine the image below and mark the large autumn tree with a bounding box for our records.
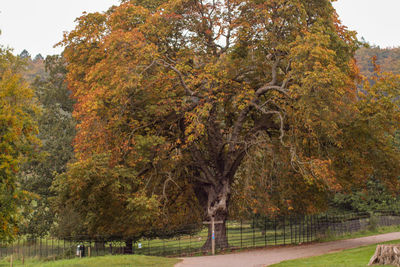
[58,0,400,250]
[0,46,40,241]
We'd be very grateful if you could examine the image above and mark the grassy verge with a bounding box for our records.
[0,255,180,267]
[269,239,400,267]
[316,224,400,243]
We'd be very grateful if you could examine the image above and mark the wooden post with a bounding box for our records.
[10,255,13,267]
[203,219,224,255]
[211,217,215,255]
[88,246,91,257]
[240,220,243,248]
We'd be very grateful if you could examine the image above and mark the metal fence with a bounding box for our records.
[2,210,400,260]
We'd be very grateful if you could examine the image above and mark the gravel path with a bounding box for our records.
[175,232,400,267]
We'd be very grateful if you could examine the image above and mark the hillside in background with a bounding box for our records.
[19,46,400,85]
[356,46,400,77]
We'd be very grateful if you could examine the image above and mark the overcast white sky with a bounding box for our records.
[0,0,399,57]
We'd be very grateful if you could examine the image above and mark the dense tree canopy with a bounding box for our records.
[57,0,400,250]
[18,55,76,238]
[0,47,40,241]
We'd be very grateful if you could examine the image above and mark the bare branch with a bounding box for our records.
[157,59,197,97]
[162,174,181,201]
[192,173,212,184]
[140,59,157,76]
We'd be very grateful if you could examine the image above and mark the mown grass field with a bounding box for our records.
[269,239,400,267]
[0,255,180,267]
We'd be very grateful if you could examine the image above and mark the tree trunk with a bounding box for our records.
[94,240,105,255]
[124,239,133,254]
[200,180,231,251]
[94,241,105,251]
[368,244,400,266]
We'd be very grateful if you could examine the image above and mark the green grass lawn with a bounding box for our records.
[0,255,180,267]
[269,239,400,267]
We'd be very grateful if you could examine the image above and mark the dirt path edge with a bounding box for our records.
[175,232,400,267]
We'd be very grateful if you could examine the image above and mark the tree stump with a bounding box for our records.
[369,245,400,266]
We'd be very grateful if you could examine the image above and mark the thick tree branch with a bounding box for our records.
[255,85,289,98]
[269,57,280,86]
[224,149,246,180]
[250,102,287,146]
[230,105,251,150]
[192,149,218,186]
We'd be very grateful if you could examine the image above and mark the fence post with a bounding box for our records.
[303,216,306,243]
[294,216,297,243]
[296,216,299,243]
[252,218,255,247]
[240,220,242,248]
[264,217,267,247]
[311,215,314,240]
[179,237,181,256]
[300,216,303,243]
[27,239,30,258]
[290,216,293,244]
[22,239,25,263]
[306,216,309,242]
[283,216,286,245]
[332,214,337,235]
[297,216,300,243]
[274,217,277,245]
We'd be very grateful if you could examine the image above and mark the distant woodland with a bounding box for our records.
[356,46,400,77]
[21,46,400,96]
[22,46,400,85]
